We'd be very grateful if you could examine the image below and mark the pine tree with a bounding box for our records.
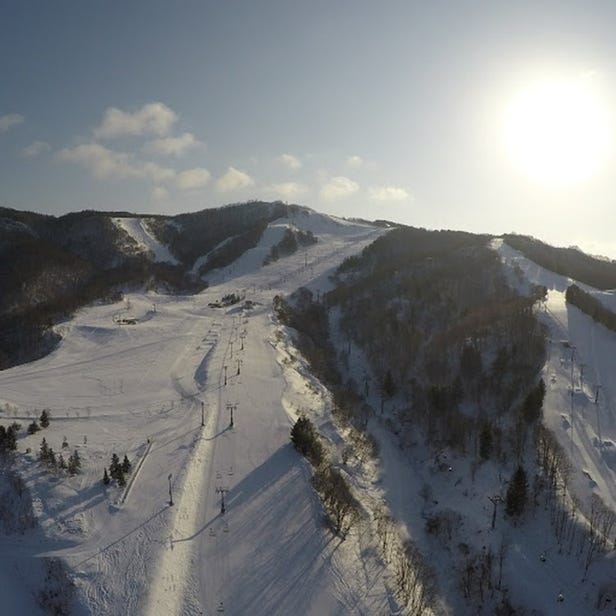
[39,437,49,461]
[479,423,493,460]
[505,465,528,518]
[5,425,17,451]
[291,416,323,466]
[68,450,81,475]
[117,470,126,487]
[40,409,50,428]
[58,454,67,470]
[109,453,120,480]
[47,447,57,470]
[28,420,40,435]
[103,468,110,485]
[0,425,17,454]
[122,455,131,474]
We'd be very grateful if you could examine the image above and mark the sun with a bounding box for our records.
[502,76,612,185]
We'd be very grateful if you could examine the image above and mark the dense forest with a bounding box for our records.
[329,227,547,457]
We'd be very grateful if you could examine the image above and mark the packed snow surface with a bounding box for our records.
[0,213,387,615]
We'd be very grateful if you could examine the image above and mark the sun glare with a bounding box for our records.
[503,76,612,185]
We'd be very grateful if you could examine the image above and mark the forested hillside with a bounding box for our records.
[277,227,566,613]
[330,227,546,453]
[0,202,306,369]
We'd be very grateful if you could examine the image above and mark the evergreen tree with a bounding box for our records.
[28,420,40,435]
[39,437,49,461]
[521,379,546,425]
[40,409,50,428]
[121,455,131,474]
[58,454,67,470]
[109,453,120,480]
[479,423,493,460]
[505,465,528,518]
[291,416,324,466]
[68,450,81,475]
[103,468,110,485]
[5,425,17,451]
[47,447,57,470]
[117,470,126,487]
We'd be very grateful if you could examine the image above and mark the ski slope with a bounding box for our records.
[113,216,179,264]
[0,212,388,615]
[497,240,616,514]
[5,217,616,614]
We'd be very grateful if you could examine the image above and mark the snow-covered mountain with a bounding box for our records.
[1,204,616,615]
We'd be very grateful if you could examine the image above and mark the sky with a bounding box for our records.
[3,1,616,256]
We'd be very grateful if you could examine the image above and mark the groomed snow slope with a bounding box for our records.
[0,213,388,615]
[497,240,616,514]
[112,217,179,264]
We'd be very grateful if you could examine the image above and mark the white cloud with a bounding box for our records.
[143,132,200,157]
[58,143,175,183]
[21,141,51,158]
[278,153,302,171]
[140,161,176,184]
[94,103,177,139]
[216,166,255,193]
[0,113,24,132]
[368,186,411,201]
[267,182,307,200]
[320,176,359,201]
[176,167,211,191]
[59,144,138,179]
[345,155,363,168]
[152,186,169,201]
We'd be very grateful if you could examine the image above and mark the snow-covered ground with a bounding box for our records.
[318,238,616,615]
[497,240,616,514]
[4,216,616,615]
[0,212,388,615]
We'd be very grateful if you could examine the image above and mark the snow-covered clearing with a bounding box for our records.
[0,213,388,615]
